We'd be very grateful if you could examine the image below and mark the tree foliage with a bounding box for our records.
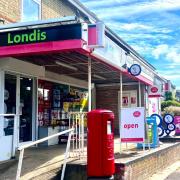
[165,92,173,101]
[161,100,180,111]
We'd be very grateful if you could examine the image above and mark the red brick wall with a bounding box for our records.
[0,0,20,23]
[96,84,146,134]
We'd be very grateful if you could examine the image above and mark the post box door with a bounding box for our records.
[102,112,115,176]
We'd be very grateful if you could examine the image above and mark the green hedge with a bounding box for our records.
[162,106,180,116]
[161,100,180,111]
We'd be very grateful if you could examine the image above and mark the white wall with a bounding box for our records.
[0,57,45,77]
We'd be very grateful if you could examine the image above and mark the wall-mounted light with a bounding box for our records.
[55,61,78,71]
[0,18,5,24]
[93,74,106,80]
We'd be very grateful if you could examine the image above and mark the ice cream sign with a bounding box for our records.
[151,113,176,136]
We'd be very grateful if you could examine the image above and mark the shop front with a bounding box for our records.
[0,17,155,161]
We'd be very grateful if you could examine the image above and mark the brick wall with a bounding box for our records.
[96,85,119,134]
[96,84,146,134]
[115,143,180,180]
[63,143,180,180]
[42,0,76,20]
[0,0,20,23]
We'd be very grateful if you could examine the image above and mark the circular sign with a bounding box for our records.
[164,114,174,124]
[158,126,164,137]
[129,64,141,76]
[167,123,176,131]
[150,86,158,93]
[150,114,162,127]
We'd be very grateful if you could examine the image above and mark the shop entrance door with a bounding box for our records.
[19,76,33,143]
[4,73,36,146]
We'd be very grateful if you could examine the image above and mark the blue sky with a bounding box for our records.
[80,0,180,89]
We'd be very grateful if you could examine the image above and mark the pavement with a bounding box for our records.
[149,161,180,180]
[0,144,68,180]
[165,166,180,180]
[0,138,179,180]
[0,138,136,180]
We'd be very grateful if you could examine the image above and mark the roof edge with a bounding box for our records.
[68,0,156,71]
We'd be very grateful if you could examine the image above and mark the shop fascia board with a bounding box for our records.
[44,70,88,89]
[90,44,154,84]
[0,57,45,77]
[89,49,153,86]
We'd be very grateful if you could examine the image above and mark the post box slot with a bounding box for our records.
[107,120,112,135]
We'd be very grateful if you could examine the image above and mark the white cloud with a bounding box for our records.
[130,42,154,56]
[152,44,180,63]
[157,69,180,88]
[166,50,180,63]
[120,23,152,31]
[92,0,180,20]
[81,0,137,9]
[152,44,169,59]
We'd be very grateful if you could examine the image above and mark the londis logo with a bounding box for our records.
[8,29,47,44]
[151,86,158,93]
[133,111,141,117]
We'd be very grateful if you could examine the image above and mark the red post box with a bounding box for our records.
[87,109,115,178]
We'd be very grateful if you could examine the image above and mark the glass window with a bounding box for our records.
[4,74,17,136]
[22,0,41,22]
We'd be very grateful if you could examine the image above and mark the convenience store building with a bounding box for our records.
[0,1,159,161]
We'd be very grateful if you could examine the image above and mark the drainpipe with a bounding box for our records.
[88,56,92,112]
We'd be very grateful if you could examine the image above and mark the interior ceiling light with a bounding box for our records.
[93,74,106,80]
[55,61,78,71]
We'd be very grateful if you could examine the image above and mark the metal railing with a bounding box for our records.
[69,112,87,158]
[16,128,74,180]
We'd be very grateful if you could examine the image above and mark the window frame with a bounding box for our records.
[21,0,42,22]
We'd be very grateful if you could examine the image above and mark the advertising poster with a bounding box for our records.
[148,97,159,116]
[174,116,180,135]
[120,107,145,142]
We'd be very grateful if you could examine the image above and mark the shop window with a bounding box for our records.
[21,0,41,22]
[38,80,88,127]
[4,74,17,136]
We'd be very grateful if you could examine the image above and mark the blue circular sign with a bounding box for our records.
[129,64,141,76]
[163,114,174,124]
[158,126,164,137]
[151,114,163,127]
[167,123,176,131]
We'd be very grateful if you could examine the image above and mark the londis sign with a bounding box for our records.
[0,23,82,46]
[7,29,46,44]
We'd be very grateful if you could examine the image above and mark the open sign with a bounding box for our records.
[120,107,145,143]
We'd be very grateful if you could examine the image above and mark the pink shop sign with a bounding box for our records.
[174,116,180,135]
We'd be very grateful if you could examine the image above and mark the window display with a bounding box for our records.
[121,91,137,108]
[38,80,88,128]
